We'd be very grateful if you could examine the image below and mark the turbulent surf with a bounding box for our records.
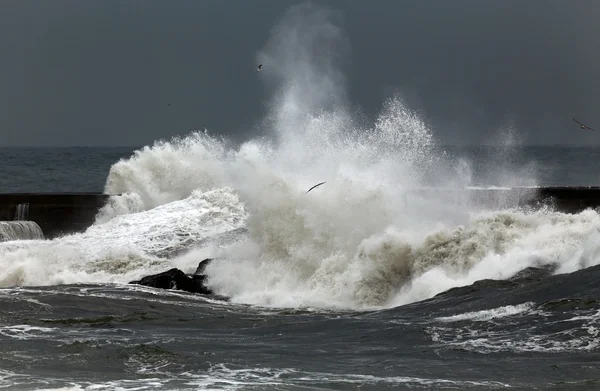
[0,3,598,390]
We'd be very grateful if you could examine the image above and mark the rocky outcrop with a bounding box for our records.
[194,257,213,275]
[129,258,217,296]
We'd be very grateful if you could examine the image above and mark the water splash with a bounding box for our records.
[2,3,595,313]
[0,222,43,242]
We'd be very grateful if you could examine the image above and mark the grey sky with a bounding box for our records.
[0,0,598,147]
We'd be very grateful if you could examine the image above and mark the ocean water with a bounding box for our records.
[2,144,600,194]
[0,147,138,193]
[2,3,600,390]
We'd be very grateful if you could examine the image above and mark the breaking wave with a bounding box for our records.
[1,3,599,312]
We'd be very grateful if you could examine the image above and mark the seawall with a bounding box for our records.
[404,186,600,214]
[0,187,599,240]
[0,193,111,239]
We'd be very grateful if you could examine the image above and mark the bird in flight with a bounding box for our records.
[305,181,326,194]
[573,118,594,131]
[257,64,263,72]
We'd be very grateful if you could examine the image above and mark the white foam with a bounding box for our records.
[201,207,600,310]
[427,307,600,353]
[389,209,600,307]
[183,364,512,389]
[1,3,599,314]
[428,327,600,354]
[0,365,511,391]
[0,188,247,287]
[437,303,535,323]
[0,324,57,340]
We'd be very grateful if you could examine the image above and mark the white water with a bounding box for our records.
[0,189,246,287]
[0,221,43,242]
[1,3,600,311]
[436,303,536,323]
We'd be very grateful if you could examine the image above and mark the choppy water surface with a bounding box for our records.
[1,264,599,390]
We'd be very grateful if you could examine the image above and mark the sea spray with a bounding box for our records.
[95,3,586,310]
[1,3,599,312]
[102,131,233,213]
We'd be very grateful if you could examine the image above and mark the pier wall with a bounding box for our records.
[404,186,600,214]
[0,187,598,240]
[0,193,111,239]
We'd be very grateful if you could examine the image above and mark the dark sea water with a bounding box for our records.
[2,264,599,390]
[0,147,138,193]
[0,143,599,390]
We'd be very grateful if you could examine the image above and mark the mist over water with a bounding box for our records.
[1,3,599,312]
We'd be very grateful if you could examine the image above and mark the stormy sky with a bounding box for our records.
[0,0,598,147]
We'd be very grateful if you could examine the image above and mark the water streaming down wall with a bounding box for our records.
[0,202,44,242]
[14,203,29,221]
[0,221,44,242]
[0,193,111,239]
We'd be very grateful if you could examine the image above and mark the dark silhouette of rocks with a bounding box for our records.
[194,258,213,275]
[129,258,216,295]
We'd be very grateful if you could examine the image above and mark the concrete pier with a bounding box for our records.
[0,187,597,240]
[0,193,111,239]
[404,186,600,214]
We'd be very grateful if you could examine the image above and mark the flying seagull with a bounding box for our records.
[573,118,594,131]
[257,64,263,72]
[305,181,326,194]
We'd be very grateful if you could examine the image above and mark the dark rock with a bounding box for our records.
[129,268,213,295]
[194,258,214,275]
[128,257,227,297]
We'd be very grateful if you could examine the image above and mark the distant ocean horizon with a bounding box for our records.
[0,144,599,194]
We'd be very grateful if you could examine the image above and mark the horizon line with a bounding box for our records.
[0,143,598,149]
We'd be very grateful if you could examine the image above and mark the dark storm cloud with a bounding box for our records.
[0,0,598,147]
